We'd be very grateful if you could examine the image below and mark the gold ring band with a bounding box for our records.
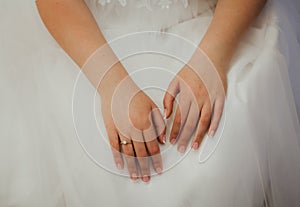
[120,140,132,145]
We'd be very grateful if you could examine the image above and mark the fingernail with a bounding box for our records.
[163,109,167,120]
[170,139,176,144]
[208,130,215,137]
[178,146,186,153]
[162,135,166,144]
[192,142,198,150]
[117,163,122,170]
[131,173,138,180]
[142,175,150,182]
[156,167,162,174]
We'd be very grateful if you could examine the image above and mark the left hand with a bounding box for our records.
[163,49,227,152]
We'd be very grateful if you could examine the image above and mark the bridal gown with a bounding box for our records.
[1,0,300,206]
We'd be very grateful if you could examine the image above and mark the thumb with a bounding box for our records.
[163,79,179,119]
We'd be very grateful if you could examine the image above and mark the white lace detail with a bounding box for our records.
[97,0,189,9]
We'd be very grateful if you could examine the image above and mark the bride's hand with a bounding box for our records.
[98,63,166,182]
[163,49,227,152]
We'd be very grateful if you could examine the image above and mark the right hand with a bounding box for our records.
[98,63,166,182]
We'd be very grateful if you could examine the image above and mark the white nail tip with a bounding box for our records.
[208,130,215,137]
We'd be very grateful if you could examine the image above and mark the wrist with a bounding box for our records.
[80,44,130,99]
[186,43,229,93]
[198,36,237,76]
[97,62,129,98]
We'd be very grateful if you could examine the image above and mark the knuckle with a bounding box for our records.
[140,115,150,124]
[200,85,208,94]
[200,114,211,125]
[148,144,160,155]
[135,146,148,157]
[136,151,148,158]
[194,88,203,97]
[123,148,135,157]
[131,117,150,130]
[133,143,143,151]
[110,140,119,150]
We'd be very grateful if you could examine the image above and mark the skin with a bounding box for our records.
[164,0,267,152]
[36,0,266,181]
[36,0,166,183]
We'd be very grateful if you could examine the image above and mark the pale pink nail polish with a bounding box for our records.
[192,142,198,150]
[117,163,122,170]
[170,139,176,144]
[156,167,162,174]
[208,130,215,137]
[142,175,150,182]
[162,135,166,144]
[179,146,186,153]
[163,109,167,119]
[131,173,138,180]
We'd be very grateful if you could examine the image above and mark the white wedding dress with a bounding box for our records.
[0,0,300,207]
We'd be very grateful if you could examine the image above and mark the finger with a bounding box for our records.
[151,106,166,144]
[132,132,150,182]
[106,125,124,170]
[163,79,179,118]
[119,134,138,180]
[169,98,190,145]
[208,98,225,137]
[177,103,200,153]
[191,103,212,150]
[144,128,163,174]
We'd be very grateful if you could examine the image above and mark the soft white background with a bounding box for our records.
[276,0,300,119]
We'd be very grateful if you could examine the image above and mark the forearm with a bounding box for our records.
[199,0,267,73]
[36,0,107,67]
[36,0,127,94]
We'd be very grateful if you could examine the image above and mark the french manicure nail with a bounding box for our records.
[117,163,122,170]
[130,178,139,183]
[131,173,138,180]
[142,175,150,182]
[208,130,215,137]
[156,167,162,174]
[192,142,198,150]
[179,146,186,153]
[162,135,166,144]
[163,110,167,120]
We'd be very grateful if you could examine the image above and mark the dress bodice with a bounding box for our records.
[85,0,218,32]
[96,0,190,9]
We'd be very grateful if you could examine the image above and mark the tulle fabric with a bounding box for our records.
[273,0,300,119]
[0,0,299,207]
